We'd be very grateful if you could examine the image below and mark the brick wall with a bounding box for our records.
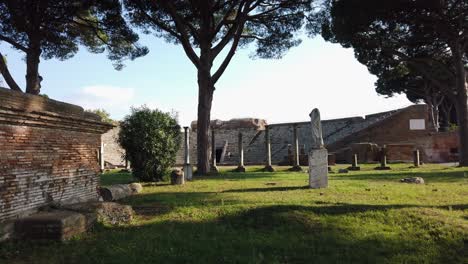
[328,104,459,163]
[0,88,112,222]
[415,132,459,163]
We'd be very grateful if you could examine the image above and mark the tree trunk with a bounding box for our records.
[433,105,440,131]
[426,101,439,132]
[454,48,468,166]
[440,100,454,131]
[25,48,41,95]
[0,51,22,92]
[196,67,215,175]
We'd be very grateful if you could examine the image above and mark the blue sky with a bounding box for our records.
[0,34,412,126]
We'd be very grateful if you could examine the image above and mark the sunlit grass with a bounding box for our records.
[2,164,467,263]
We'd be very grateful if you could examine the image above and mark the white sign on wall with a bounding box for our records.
[409,119,425,130]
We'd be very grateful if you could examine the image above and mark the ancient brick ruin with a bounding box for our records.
[0,88,112,223]
[101,104,459,168]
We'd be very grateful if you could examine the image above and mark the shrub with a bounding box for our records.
[87,108,114,124]
[118,106,181,182]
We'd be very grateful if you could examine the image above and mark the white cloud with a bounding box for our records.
[81,85,135,101]
[65,85,136,119]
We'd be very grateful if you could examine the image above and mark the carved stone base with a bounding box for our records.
[289,165,303,172]
[210,165,219,174]
[263,165,275,172]
[183,163,193,181]
[375,166,391,170]
[309,148,328,189]
[234,166,246,172]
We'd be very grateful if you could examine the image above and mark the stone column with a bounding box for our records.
[309,148,328,188]
[183,127,193,180]
[348,154,361,171]
[235,132,246,172]
[308,108,328,189]
[375,146,391,170]
[263,125,274,172]
[413,149,420,167]
[99,140,105,171]
[290,124,302,171]
[210,128,219,174]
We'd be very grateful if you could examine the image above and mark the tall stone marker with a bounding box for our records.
[183,127,193,180]
[308,109,328,189]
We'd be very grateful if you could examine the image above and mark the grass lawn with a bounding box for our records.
[1,164,467,263]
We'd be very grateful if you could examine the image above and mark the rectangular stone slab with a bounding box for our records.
[309,148,328,189]
[14,211,87,241]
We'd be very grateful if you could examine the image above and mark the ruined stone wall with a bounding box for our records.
[102,126,125,167]
[175,114,392,165]
[0,88,112,222]
[172,105,456,166]
[327,104,457,163]
[175,127,263,165]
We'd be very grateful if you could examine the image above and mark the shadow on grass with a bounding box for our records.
[121,191,246,210]
[194,173,279,182]
[223,186,309,193]
[332,170,468,183]
[2,203,466,264]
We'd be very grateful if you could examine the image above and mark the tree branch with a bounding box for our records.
[211,0,250,58]
[0,34,27,52]
[212,23,245,83]
[163,1,201,68]
[0,50,23,92]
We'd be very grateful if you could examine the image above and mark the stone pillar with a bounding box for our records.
[263,125,274,172]
[348,154,361,171]
[290,124,302,171]
[375,146,391,170]
[183,127,193,180]
[170,168,185,185]
[309,148,328,188]
[308,108,328,188]
[413,149,420,167]
[210,128,219,174]
[235,132,246,172]
[99,140,105,171]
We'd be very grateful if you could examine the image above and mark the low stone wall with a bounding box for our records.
[386,144,416,162]
[0,88,112,222]
[416,131,459,163]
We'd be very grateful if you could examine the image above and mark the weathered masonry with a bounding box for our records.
[0,88,112,222]
[173,105,459,165]
[102,104,459,167]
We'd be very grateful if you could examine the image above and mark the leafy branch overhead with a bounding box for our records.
[0,0,319,175]
[124,0,318,175]
[0,0,148,94]
[125,0,314,84]
[319,0,468,165]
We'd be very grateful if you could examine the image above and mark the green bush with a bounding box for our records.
[118,106,181,182]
